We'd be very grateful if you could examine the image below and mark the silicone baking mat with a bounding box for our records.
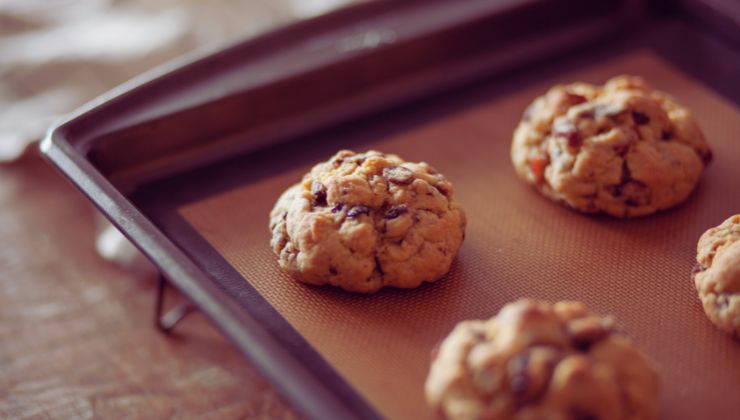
[179,51,740,419]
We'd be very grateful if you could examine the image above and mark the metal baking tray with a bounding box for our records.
[42,0,740,419]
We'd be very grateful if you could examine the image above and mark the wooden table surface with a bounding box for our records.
[0,156,296,419]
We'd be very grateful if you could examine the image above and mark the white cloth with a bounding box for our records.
[0,0,352,161]
[0,0,351,270]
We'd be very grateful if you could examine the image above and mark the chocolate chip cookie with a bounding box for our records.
[269,150,466,293]
[425,299,659,420]
[511,75,711,218]
[694,215,740,336]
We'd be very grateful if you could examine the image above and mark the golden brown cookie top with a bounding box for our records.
[511,75,711,218]
[301,149,456,214]
[269,150,466,293]
[425,299,659,420]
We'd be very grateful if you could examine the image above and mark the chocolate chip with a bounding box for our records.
[553,120,582,149]
[331,203,344,213]
[510,369,529,397]
[610,161,648,207]
[567,133,582,148]
[661,130,673,140]
[563,92,587,106]
[383,166,414,185]
[347,205,370,219]
[625,197,642,207]
[331,153,350,167]
[578,110,595,120]
[622,181,649,207]
[385,205,408,219]
[435,184,450,197]
[508,353,530,395]
[613,144,629,156]
[611,179,650,206]
[311,181,327,205]
[347,151,378,166]
[568,318,608,352]
[691,263,707,281]
[631,111,650,125]
[572,339,594,352]
[329,267,338,275]
[717,294,730,310]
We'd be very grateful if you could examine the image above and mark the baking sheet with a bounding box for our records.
[179,51,740,419]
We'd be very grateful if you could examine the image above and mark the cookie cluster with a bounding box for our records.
[425,300,659,420]
[269,150,466,293]
[511,75,711,218]
[267,75,730,420]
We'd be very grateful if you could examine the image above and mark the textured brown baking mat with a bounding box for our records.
[180,51,740,419]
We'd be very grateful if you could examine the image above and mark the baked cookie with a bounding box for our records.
[694,215,740,336]
[425,299,659,420]
[511,75,711,218]
[269,150,466,293]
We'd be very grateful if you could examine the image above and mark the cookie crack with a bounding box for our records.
[609,159,651,208]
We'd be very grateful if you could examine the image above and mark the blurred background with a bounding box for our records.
[0,1,354,418]
[1,0,353,161]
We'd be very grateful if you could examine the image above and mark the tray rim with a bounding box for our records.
[132,24,740,418]
[39,1,739,419]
